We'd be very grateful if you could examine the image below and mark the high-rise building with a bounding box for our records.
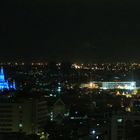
[0,97,48,135]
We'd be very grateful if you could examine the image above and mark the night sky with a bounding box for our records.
[1,0,140,62]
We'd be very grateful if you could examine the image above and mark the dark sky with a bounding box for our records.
[1,0,140,62]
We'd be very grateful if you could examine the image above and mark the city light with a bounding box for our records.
[81,81,136,90]
[91,129,96,135]
[117,118,123,123]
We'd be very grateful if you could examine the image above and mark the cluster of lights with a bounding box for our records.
[50,112,53,121]
[71,63,140,71]
[116,91,133,98]
[2,62,140,71]
[37,132,49,140]
[91,129,99,139]
[81,81,136,91]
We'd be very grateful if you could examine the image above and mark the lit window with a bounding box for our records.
[19,123,23,128]
[117,118,123,123]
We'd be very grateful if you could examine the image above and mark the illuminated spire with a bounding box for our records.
[0,67,5,82]
[1,66,4,75]
[0,67,16,91]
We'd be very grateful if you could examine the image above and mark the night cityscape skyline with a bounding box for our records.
[1,0,140,140]
[0,61,139,139]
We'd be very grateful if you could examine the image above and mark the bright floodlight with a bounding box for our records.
[127,82,136,90]
[91,130,96,135]
[96,136,99,139]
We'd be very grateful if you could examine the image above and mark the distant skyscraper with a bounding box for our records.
[0,67,16,90]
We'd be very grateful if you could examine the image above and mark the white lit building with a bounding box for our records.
[81,81,136,90]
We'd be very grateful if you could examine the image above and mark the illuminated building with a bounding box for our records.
[0,67,16,90]
[81,81,136,90]
[101,82,136,90]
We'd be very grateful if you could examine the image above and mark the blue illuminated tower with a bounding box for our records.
[0,67,5,82]
[0,67,16,91]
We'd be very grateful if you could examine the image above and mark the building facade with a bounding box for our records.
[0,97,48,135]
